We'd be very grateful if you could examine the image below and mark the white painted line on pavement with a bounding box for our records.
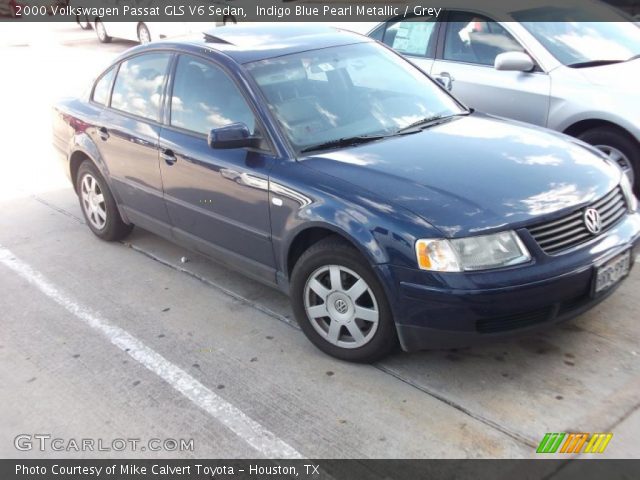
[0,245,303,460]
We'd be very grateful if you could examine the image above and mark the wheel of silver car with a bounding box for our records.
[578,126,639,192]
[291,236,397,363]
[137,23,151,44]
[594,144,635,187]
[80,173,107,231]
[304,265,379,349]
[95,20,111,43]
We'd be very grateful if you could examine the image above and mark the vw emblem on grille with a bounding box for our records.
[334,299,349,314]
[584,208,602,235]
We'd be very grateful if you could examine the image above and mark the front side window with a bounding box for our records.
[92,67,115,106]
[111,53,171,121]
[246,42,464,153]
[383,18,437,57]
[170,55,256,135]
[443,12,524,65]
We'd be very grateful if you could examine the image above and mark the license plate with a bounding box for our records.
[594,250,632,294]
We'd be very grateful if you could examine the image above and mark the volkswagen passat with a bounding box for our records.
[52,25,640,362]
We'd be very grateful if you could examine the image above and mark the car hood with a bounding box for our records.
[575,58,640,91]
[301,114,620,237]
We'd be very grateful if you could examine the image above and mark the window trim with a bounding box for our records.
[163,52,276,155]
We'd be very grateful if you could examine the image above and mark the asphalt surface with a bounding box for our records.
[0,23,639,462]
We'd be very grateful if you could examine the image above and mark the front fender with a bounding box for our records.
[270,162,442,282]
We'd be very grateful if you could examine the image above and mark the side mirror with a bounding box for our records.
[208,123,261,149]
[494,52,535,72]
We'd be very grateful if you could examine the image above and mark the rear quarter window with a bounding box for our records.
[92,68,115,106]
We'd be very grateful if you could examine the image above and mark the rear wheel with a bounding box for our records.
[578,127,639,191]
[95,20,112,43]
[290,237,397,363]
[76,161,132,241]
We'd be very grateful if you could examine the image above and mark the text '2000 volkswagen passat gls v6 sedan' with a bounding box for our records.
[52,25,640,362]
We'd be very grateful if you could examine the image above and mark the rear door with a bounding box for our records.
[158,54,277,283]
[431,11,550,126]
[97,52,173,227]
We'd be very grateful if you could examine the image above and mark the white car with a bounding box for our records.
[94,21,210,44]
[369,0,640,190]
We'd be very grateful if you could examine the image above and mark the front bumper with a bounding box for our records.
[377,212,640,352]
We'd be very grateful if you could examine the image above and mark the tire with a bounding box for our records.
[290,236,398,363]
[77,15,92,30]
[95,20,112,43]
[137,23,151,44]
[578,126,639,192]
[76,161,132,241]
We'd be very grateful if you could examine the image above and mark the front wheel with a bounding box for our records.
[578,127,639,192]
[290,237,397,362]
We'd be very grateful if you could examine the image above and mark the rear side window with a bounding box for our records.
[111,53,171,122]
[92,68,114,106]
[170,55,256,135]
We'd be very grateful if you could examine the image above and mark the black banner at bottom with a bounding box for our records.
[2,459,639,480]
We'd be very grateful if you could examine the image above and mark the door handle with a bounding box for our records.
[98,127,109,141]
[434,72,454,91]
[161,149,177,166]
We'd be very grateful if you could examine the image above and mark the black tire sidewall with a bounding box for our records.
[290,240,397,363]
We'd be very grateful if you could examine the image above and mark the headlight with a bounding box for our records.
[620,174,638,212]
[416,231,531,272]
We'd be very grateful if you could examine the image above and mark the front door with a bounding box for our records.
[159,54,276,283]
[432,11,551,127]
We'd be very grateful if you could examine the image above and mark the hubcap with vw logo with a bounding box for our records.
[584,207,602,235]
[304,265,379,349]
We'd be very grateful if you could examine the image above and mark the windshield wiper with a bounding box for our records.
[299,134,385,154]
[395,112,468,134]
[567,59,625,68]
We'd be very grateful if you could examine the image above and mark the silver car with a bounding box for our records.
[368,1,640,190]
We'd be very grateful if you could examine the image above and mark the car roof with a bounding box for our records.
[164,23,373,64]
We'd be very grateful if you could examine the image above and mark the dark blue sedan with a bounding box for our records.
[53,24,640,362]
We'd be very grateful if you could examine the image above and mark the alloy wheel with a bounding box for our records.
[304,265,379,349]
[80,174,107,230]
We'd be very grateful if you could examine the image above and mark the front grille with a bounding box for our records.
[528,186,627,255]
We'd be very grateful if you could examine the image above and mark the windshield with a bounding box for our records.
[246,42,465,153]
[513,7,640,66]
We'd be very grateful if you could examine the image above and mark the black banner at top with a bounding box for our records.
[2,0,640,22]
